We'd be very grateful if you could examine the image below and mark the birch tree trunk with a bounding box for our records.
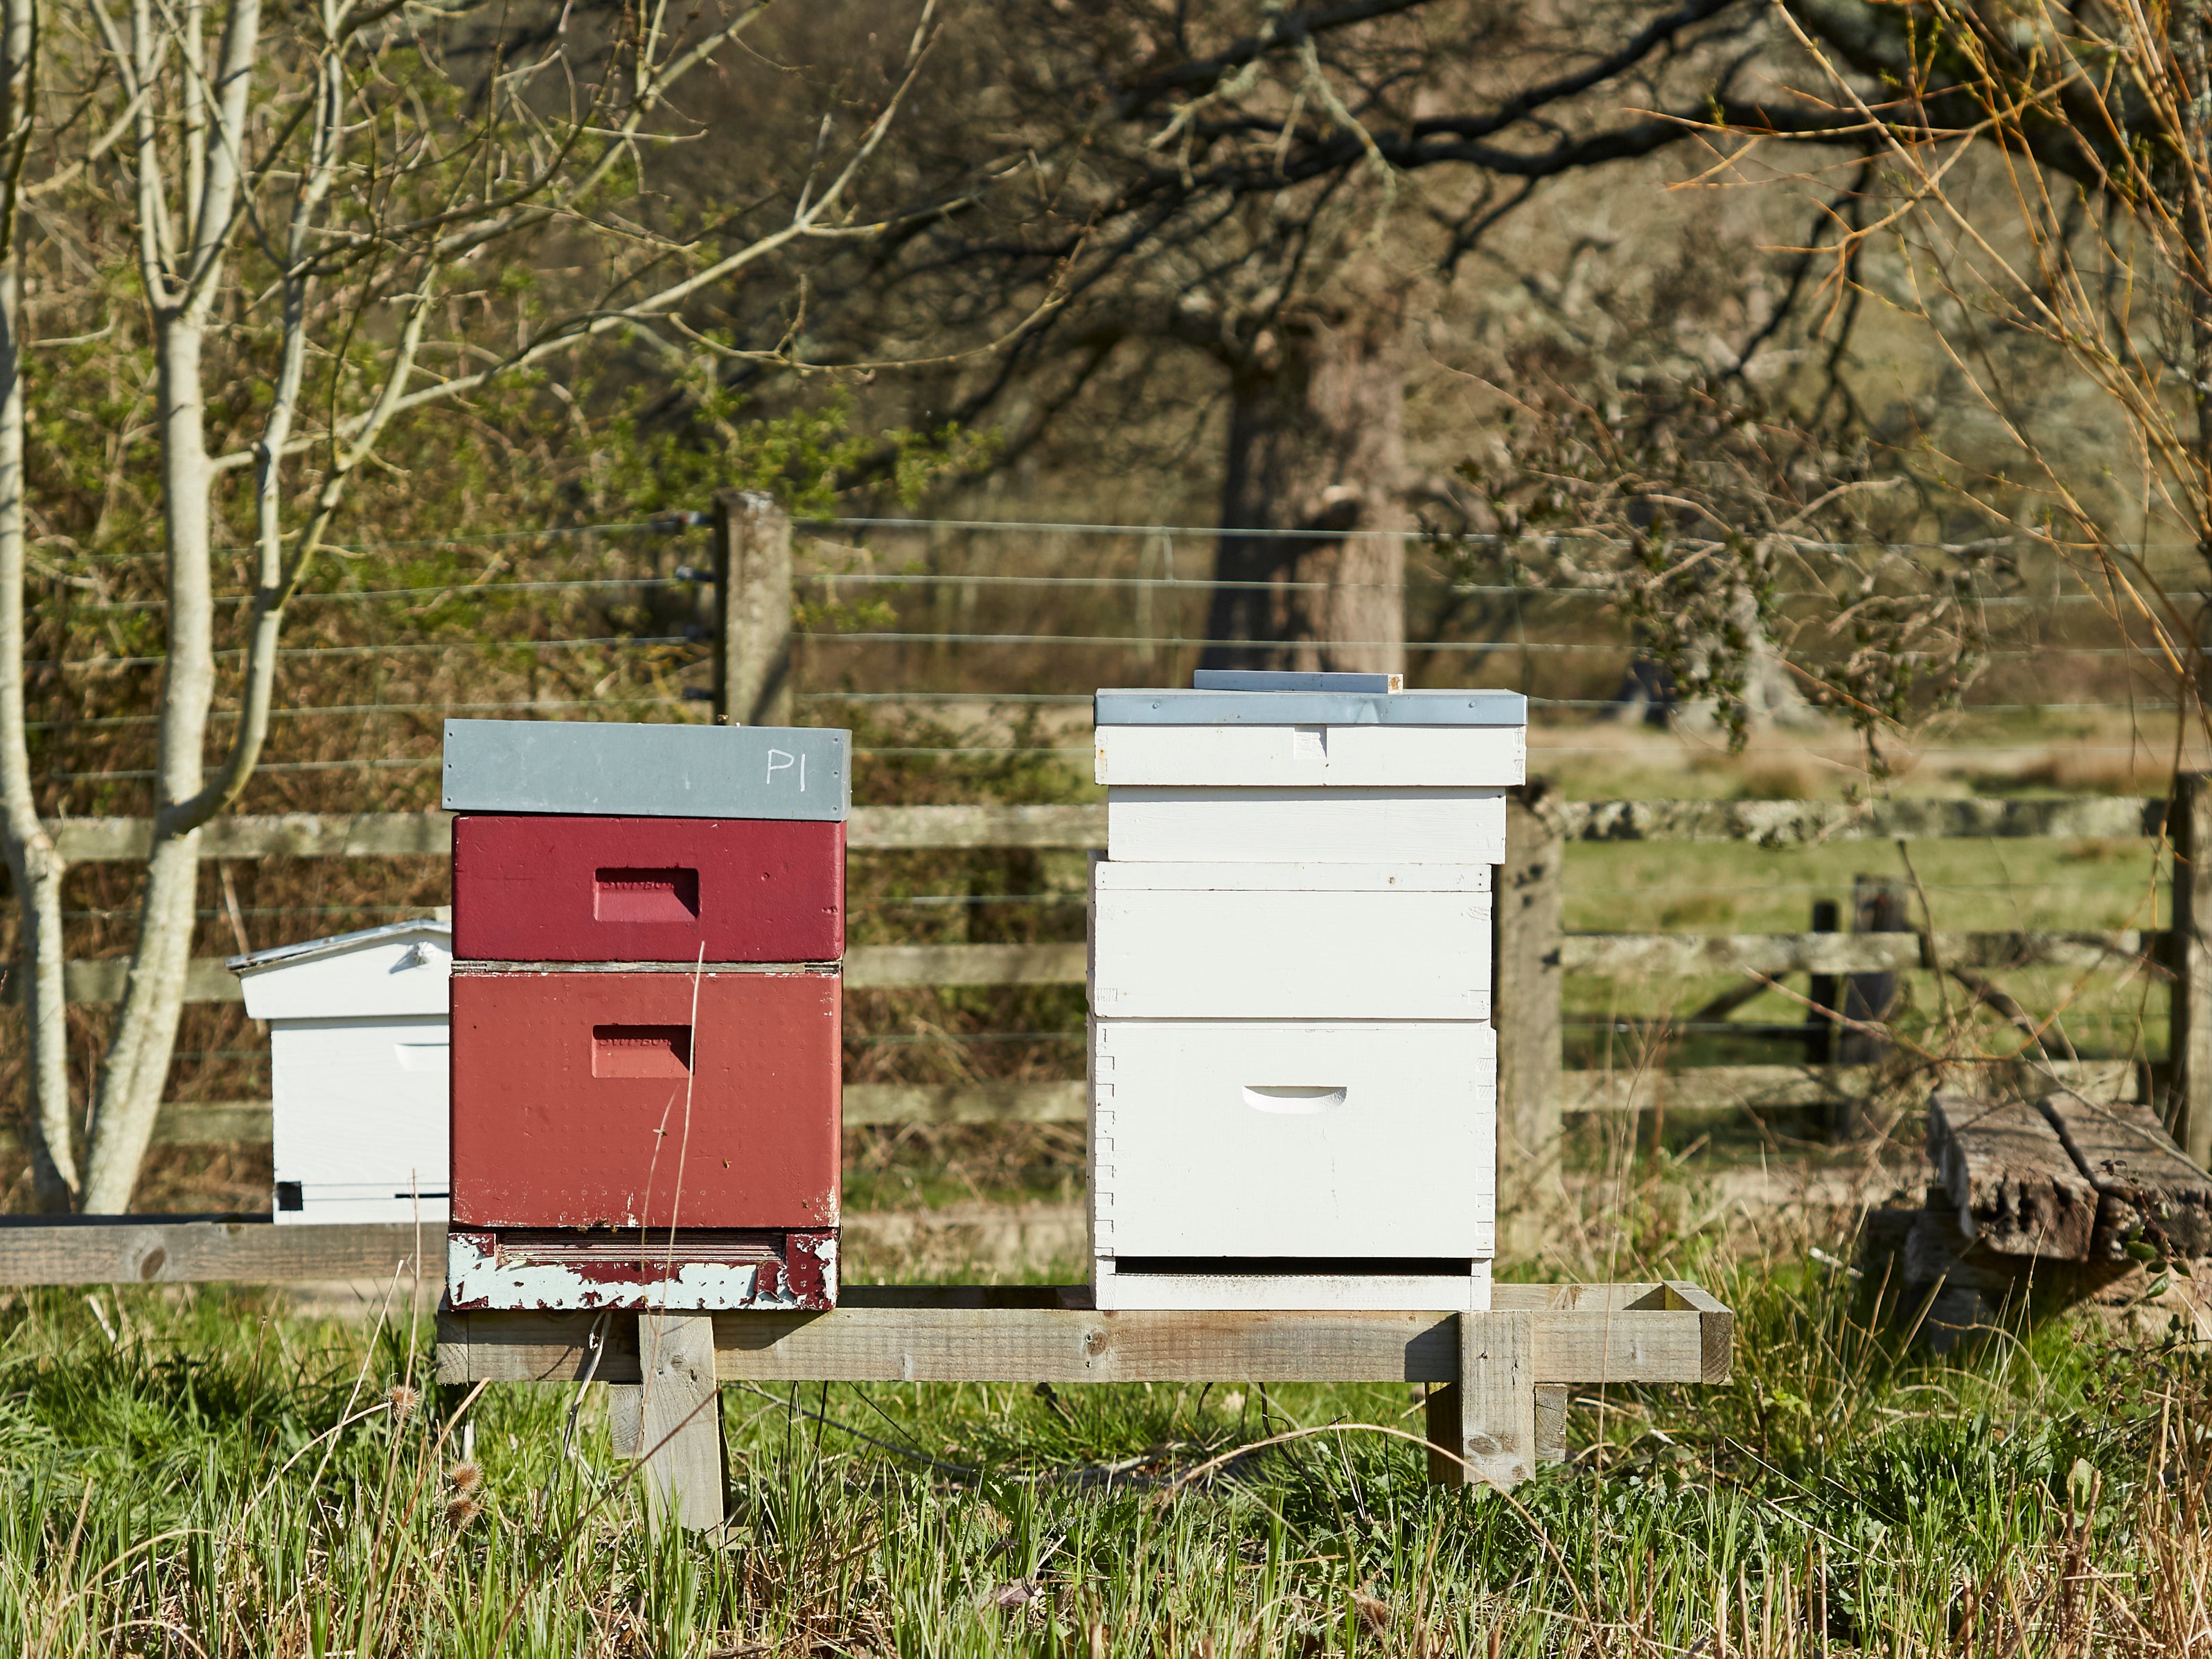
[0,0,69,1206]
[1201,312,1408,676]
[81,317,216,1212]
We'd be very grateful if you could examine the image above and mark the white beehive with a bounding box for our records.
[230,920,452,1225]
[1088,673,1525,1311]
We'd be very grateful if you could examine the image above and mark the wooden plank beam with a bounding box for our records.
[433,1297,1723,1387]
[1558,796,2164,845]
[52,813,454,862]
[33,794,2164,868]
[843,1081,1086,1126]
[46,929,2167,1005]
[39,804,1111,862]
[0,1061,2145,1169]
[843,943,1087,990]
[1638,1280,1736,1381]
[52,941,1095,1002]
[848,804,1105,850]
[1559,929,2164,977]
[62,958,251,1004]
[1928,1093,2098,1259]
[1557,1059,2139,1116]
[2037,1092,2212,1256]
[0,1218,443,1284]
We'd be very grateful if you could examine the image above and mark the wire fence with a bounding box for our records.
[17,511,2207,817]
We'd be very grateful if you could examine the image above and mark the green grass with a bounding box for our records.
[2,1240,2207,1655]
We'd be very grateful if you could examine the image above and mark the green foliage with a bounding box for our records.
[1447,377,2006,766]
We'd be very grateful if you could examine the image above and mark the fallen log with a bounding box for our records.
[2036,1092,2212,1260]
[1927,1093,2099,1260]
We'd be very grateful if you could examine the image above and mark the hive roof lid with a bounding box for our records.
[229,920,452,1020]
[227,918,450,976]
[1094,686,1527,727]
[441,719,850,819]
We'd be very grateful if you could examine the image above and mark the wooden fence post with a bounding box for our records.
[1805,898,1840,1065]
[637,1312,726,1530]
[1495,786,1565,1257]
[2171,773,2212,1169]
[711,491,794,727]
[1828,873,1909,1138]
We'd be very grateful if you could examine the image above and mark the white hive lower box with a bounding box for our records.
[230,921,452,1224]
[1086,677,1523,1312]
[1089,1018,1496,1310]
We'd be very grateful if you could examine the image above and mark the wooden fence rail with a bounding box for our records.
[33,794,2174,863]
[14,785,2211,1170]
[49,929,2170,1006]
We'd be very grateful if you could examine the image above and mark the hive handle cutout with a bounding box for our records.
[592,1024,692,1079]
[593,867,701,923]
[1241,1085,1347,1114]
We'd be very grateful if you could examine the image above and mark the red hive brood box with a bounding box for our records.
[439,719,852,1312]
[451,815,844,964]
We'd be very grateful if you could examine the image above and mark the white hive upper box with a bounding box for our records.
[1095,677,1524,862]
[1087,670,1523,1312]
[229,920,452,1225]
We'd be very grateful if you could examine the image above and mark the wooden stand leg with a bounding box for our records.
[1534,1384,1568,1466]
[1424,1312,1537,1490]
[607,1382,641,1459]
[637,1312,725,1529]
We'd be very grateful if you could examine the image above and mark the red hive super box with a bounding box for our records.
[439,720,851,1312]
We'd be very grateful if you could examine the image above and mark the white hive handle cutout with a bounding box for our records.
[1241,1085,1347,1115]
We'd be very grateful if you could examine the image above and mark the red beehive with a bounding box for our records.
[450,967,840,1232]
[452,815,843,964]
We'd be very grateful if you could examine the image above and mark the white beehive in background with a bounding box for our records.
[230,920,452,1224]
[1088,670,1525,1311]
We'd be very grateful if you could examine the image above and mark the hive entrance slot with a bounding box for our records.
[1113,1256,1475,1277]
[592,1024,692,1078]
[593,867,701,923]
[1241,1085,1347,1114]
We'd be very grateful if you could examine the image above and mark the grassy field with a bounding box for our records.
[3,1211,2208,1656]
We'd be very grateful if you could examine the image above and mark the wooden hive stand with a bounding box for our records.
[438,1279,1735,1524]
[0,1227,1732,1528]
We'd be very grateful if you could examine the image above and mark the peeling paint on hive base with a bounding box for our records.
[446,1227,836,1311]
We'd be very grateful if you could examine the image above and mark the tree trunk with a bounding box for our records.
[82,316,214,1213]
[2178,6,2212,702]
[8,856,75,1207]
[1201,313,1407,675]
[0,0,71,1207]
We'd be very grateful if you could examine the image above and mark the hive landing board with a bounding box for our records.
[441,720,849,821]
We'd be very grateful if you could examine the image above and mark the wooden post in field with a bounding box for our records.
[1805,898,1841,1065]
[2170,772,2212,1169]
[1425,1311,1537,1489]
[1832,874,1908,1139]
[637,1312,726,1529]
[711,490,794,727]
[1494,785,1564,1257]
